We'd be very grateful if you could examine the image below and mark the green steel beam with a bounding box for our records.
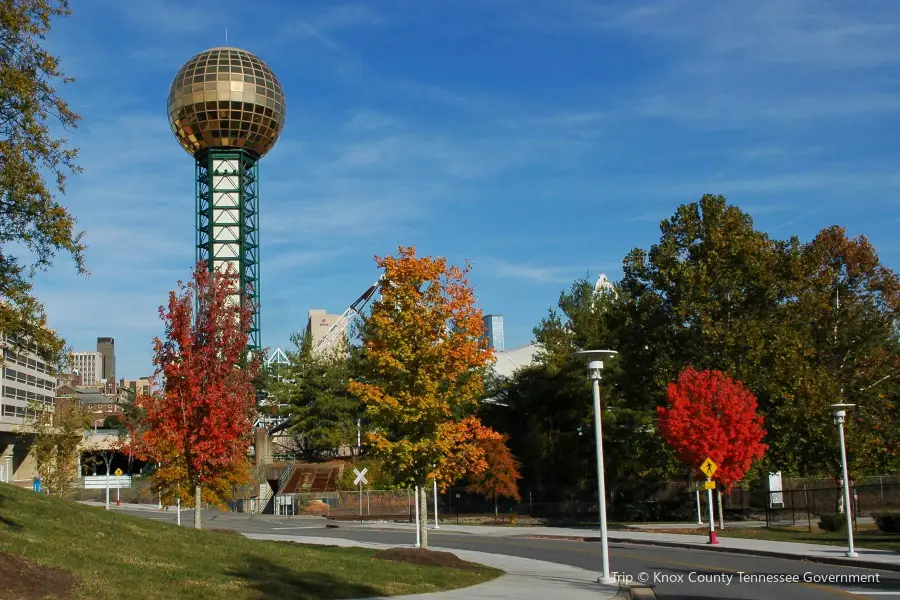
[195,148,261,350]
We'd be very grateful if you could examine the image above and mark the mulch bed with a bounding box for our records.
[0,551,75,599]
[372,547,484,571]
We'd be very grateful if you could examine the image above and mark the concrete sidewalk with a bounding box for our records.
[79,500,166,512]
[337,522,900,571]
[245,533,623,599]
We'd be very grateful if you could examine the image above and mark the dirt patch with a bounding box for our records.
[0,551,76,599]
[372,547,485,571]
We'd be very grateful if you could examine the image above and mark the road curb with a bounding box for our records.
[522,534,900,573]
[324,523,900,573]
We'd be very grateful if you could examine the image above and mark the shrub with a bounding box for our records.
[818,513,846,532]
[623,501,695,523]
[874,511,900,533]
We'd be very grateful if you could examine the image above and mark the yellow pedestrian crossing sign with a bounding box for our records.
[114,468,123,477]
[699,457,717,478]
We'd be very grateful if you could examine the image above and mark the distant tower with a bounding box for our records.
[167,47,287,349]
[96,337,115,383]
[482,314,505,351]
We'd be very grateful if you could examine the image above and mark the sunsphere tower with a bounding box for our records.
[167,47,287,349]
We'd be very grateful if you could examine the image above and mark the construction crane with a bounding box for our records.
[313,275,384,356]
[253,277,385,433]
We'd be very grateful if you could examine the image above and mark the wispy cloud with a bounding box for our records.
[478,258,598,284]
[525,0,900,71]
[273,3,385,51]
[505,0,900,128]
[104,0,215,34]
[344,109,396,131]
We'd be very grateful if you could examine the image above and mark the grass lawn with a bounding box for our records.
[714,524,900,552]
[617,523,900,552]
[0,484,500,600]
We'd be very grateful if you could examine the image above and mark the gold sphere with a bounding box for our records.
[167,47,286,158]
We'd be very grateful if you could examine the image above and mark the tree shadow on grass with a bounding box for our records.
[0,487,23,531]
[228,555,382,600]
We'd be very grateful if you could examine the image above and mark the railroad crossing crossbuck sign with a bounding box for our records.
[353,467,368,486]
[699,457,718,479]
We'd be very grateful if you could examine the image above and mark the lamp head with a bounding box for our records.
[829,403,856,424]
[573,349,618,381]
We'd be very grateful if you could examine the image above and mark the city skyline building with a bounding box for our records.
[71,352,103,386]
[483,314,505,351]
[167,46,287,350]
[96,336,115,383]
[1,333,57,430]
[306,309,343,355]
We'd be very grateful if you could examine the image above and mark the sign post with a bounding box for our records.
[695,486,703,524]
[353,467,368,523]
[114,469,123,506]
[433,478,440,529]
[414,485,421,547]
[699,457,719,544]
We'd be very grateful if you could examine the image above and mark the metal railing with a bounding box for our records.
[235,458,269,497]
[278,489,417,519]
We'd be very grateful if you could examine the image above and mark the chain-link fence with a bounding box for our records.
[763,477,900,528]
[275,489,416,518]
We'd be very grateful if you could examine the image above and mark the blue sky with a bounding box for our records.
[30,0,900,379]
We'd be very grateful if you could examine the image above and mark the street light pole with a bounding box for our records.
[830,403,858,558]
[574,349,618,586]
[433,477,440,529]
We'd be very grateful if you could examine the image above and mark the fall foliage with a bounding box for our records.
[19,398,89,496]
[0,0,86,364]
[124,262,260,527]
[350,246,501,546]
[657,367,767,491]
[466,433,522,515]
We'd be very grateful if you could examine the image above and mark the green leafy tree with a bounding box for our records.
[271,331,363,461]
[616,194,805,473]
[781,226,900,476]
[0,0,86,362]
[482,277,678,512]
[19,398,89,496]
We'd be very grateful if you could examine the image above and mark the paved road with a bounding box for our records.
[119,507,900,599]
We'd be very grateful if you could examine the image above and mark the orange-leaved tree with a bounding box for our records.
[466,433,522,516]
[349,246,502,547]
[124,262,260,529]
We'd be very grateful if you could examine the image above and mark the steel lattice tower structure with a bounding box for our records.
[167,47,286,349]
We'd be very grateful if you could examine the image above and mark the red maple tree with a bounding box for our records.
[657,367,767,491]
[124,262,260,528]
[466,433,522,516]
